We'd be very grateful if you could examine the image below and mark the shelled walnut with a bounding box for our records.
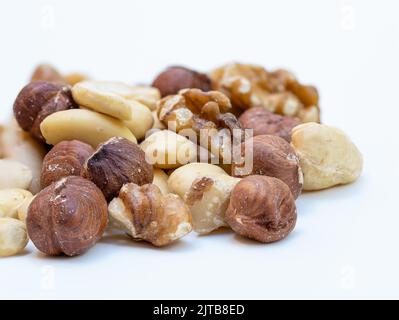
[209,63,320,122]
[108,183,192,246]
[157,89,245,162]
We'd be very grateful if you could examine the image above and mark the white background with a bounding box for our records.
[0,0,398,299]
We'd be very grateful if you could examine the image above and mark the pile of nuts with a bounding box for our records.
[0,62,363,257]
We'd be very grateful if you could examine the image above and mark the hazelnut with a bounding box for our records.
[226,175,297,243]
[239,107,300,142]
[152,66,212,97]
[108,183,192,246]
[233,135,303,199]
[31,64,65,83]
[26,176,108,256]
[41,140,94,188]
[82,137,153,201]
[0,218,29,257]
[13,81,78,142]
[291,122,363,190]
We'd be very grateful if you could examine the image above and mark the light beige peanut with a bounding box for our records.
[72,81,133,120]
[0,159,32,190]
[140,130,198,169]
[0,121,46,194]
[152,111,166,130]
[125,85,161,111]
[168,163,240,234]
[152,169,170,195]
[0,218,29,257]
[17,195,35,224]
[40,109,137,148]
[123,100,154,140]
[291,122,363,190]
[0,189,33,219]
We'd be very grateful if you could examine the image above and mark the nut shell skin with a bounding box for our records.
[152,66,212,97]
[13,81,78,142]
[26,176,108,256]
[233,135,303,199]
[239,107,300,142]
[83,137,153,201]
[226,175,297,243]
[41,140,94,188]
[109,183,192,246]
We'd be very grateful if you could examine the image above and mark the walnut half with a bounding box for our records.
[108,183,192,247]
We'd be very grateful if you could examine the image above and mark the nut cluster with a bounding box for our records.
[0,62,363,257]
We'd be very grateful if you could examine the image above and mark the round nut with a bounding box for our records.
[152,169,169,195]
[226,175,297,243]
[152,66,212,97]
[239,107,300,142]
[0,159,33,190]
[0,218,29,257]
[0,189,33,219]
[0,121,46,194]
[167,162,227,198]
[13,81,78,142]
[83,137,153,201]
[40,109,137,148]
[31,64,65,83]
[41,140,94,188]
[168,163,240,234]
[108,183,192,246]
[140,130,198,169]
[291,122,363,190]
[233,135,303,199]
[26,176,108,256]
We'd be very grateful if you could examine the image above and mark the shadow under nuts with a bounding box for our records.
[233,135,303,199]
[83,137,153,201]
[226,175,297,243]
[108,183,192,246]
[152,66,212,97]
[13,81,78,142]
[26,176,108,256]
[239,107,300,142]
[41,140,94,188]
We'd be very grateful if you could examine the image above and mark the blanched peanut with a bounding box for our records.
[152,169,169,195]
[0,160,32,190]
[291,122,363,190]
[123,100,154,140]
[0,189,33,219]
[17,195,35,224]
[0,121,46,194]
[126,85,161,111]
[168,163,240,234]
[40,109,137,148]
[152,111,166,130]
[0,218,29,257]
[140,130,198,169]
[72,81,133,120]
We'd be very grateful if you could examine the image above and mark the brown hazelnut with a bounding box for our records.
[226,175,297,243]
[82,137,153,201]
[239,107,300,142]
[232,135,303,198]
[13,81,78,142]
[26,176,108,256]
[30,64,65,83]
[41,140,94,188]
[152,66,211,97]
[108,183,192,246]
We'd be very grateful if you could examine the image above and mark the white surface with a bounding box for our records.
[0,0,398,299]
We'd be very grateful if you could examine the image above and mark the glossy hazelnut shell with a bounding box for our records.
[41,140,94,188]
[239,107,300,142]
[152,66,212,97]
[233,135,303,198]
[13,81,77,142]
[226,175,297,243]
[83,137,154,201]
[26,176,108,256]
